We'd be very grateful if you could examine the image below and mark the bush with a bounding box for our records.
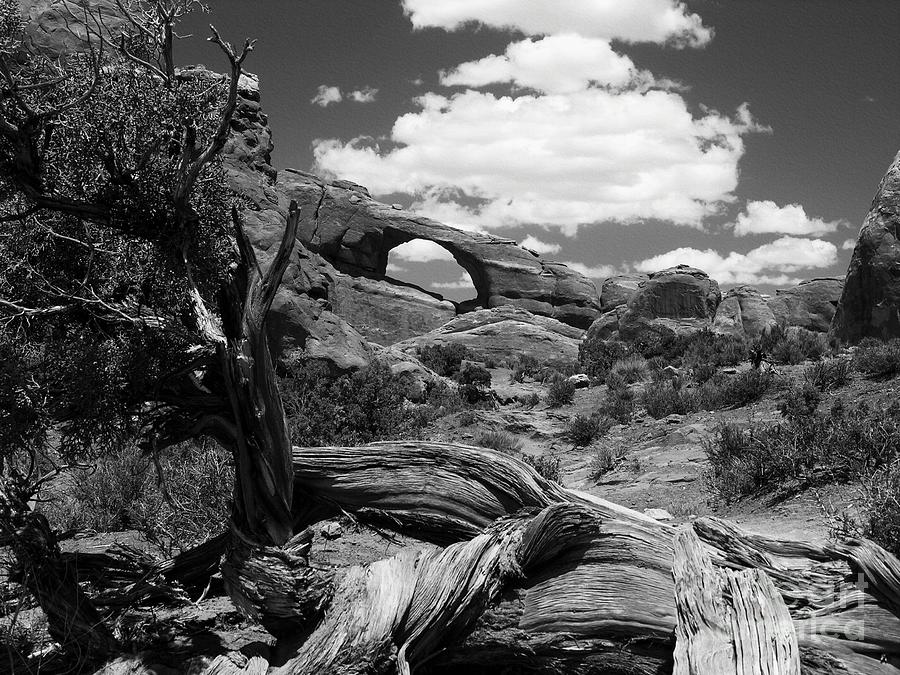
[418,343,471,377]
[764,327,830,365]
[546,377,576,407]
[804,358,851,391]
[43,441,232,555]
[476,430,523,454]
[523,454,562,483]
[518,392,541,409]
[864,463,900,558]
[282,358,424,446]
[641,381,699,419]
[705,401,900,502]
[854,338,900,379]
[567,414,610,447]
[699,369,774,409]
[590,443,626,479]
[602,383,634,424]
[578,337,629,380]
[779,381,822,420]
[609,354,649,384]
[681,331,748,370]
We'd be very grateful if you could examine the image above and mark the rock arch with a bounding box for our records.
[279,169,601,329]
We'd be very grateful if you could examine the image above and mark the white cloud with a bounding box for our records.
[433,271,475,289]
[314,91,765,233]
[401,0,712,47]
[348,87,379,103]
[562,261,618,279]
[311,85,342,107]
[732,200,845,237]
[632,236,838,286]
[386,262,408,274]
[441,34,659,94]
[389,239,455,263]
[520,235,561,255]
[841,238,856,250]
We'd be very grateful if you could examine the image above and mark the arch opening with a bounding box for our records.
[386,239,479,306]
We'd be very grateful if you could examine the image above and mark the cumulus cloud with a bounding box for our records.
[348,87,379,103]
[433,271,476,290]
[389,239,456,263]
[562,261,618,279]
[441,34,660,94]
[314,91,765,232]
[632,236,838,286]
[732,200,845,237]
[311,85,342,107]
[520,235,561,255]
[841,238,857,250]
[401,0,712,47]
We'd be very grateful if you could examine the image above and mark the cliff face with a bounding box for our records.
[832,151,900,343]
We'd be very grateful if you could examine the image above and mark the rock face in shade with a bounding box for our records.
[713,286,777,340]
[275,170,602,330]
[769,277,844,334]
[393,306,585,364]
[617,266,721,343]
[600,274,649,311]
[832,151,900,342]
[330,273,456,346]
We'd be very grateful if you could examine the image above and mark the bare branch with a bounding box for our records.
[258,200,299,318]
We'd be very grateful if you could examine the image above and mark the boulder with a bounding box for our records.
[330,273,455,346]
[768,278,843,334]
[616,266,721,347]
[832,150,900,342]
[276,170,601,329]
[393,306,584,364]
[713,285,777,340]
[371,345,440,402]
[600,274,648,311]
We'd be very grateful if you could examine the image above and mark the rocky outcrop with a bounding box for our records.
[616,266,721,344]
[394,306,584,364]
[330,274,455,346]
[769,277,843,334]
[275,170,601,329]
[832,151,900,342]
[600,274,648,311]
[713,286,777,340]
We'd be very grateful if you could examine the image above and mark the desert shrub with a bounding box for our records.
[854,337,900,379]
[578,337,629,380]
[699,369,774,409]
[476,430,523,454]
[518,392,541,409]
[418,342,471,377]
[863,463,900,558]
[43,441,233,554]
[691,362,718,383]
[766,327,830,365]
[546,377,576,407]
[602,383,634,424]
[705,402,900,502]
[457,362,493,404]
[282,358,424,446]
[779,381,822,420]
[681,331,748,369]
[567,414,611,447]
[804,358,851,391]
[609,354,649,384]
[590,443,626,479]
[542,358,581,378]
[641,381,699,419]
[508,353,542,383]
[424,379,468,416]
[523,454,562,483]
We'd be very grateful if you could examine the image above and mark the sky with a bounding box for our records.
[179,1,900,302]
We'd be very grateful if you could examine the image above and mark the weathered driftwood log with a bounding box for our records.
[673,529,799,674]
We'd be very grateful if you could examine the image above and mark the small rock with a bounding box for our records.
[320,522,343,540]
[659,365,683,380]
[664,414,683,425]
[349,195,361,204]
[567,373,590,388]
[391,203,403,210]
[643,508,674,521]
[721,367,738,374]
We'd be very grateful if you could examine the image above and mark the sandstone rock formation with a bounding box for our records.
[394,305,584,364]
[276,170,601,329]
[330,274,455,346]
[594,266,722,347]
[713,285,777,340]
[832,150,900,342]
[769,277,843,334]
[600,273,648,311]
